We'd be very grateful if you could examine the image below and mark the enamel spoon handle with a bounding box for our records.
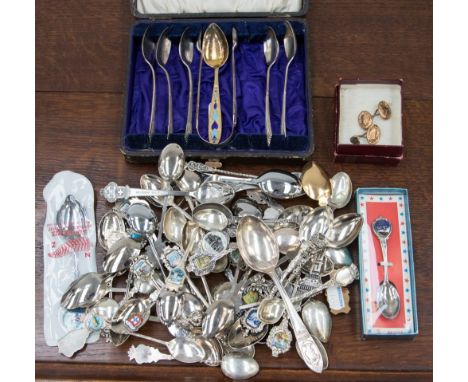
[208,68,222,144]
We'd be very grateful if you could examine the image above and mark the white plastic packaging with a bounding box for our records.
[43,171,99,347]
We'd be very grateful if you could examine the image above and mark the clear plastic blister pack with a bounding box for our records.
[43,171,98,346]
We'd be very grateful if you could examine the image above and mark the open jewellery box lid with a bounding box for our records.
[131,0,308,19]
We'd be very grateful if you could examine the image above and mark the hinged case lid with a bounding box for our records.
[131,0,308,19]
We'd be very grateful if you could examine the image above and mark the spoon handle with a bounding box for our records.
[195,51,203,135]
[161,67,173,137]
[186,161,255,178]
[232,40,237,129]
[186,276,210,307]
[100,182,188,203]
[280,62,291,137]
[265,66,273,146]
[184,67,193,141]
[269,271,324,373]
[208,68,222,144]
[379,238,390,283]
[128,332,168,347]
[148,65,157,141]
[147,235,167,281]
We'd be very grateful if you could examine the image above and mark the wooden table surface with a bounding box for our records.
[36,1,433,380]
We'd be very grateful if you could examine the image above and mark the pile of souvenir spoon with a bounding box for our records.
[59,143,362,379]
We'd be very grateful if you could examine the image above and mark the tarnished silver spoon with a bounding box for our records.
[280,21,297,137]
[155,27,173,137]
[141,25,157,140]
[179,28,194,141]
[264,27,279,146]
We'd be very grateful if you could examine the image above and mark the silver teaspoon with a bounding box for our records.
[232,27,238,130]
[179,28,194,141]
[195,31,203,136]
[264,27,279,146]
[155,27,173,138]
[101,181,235,205]
[372,217,401,319]
[237,216,326,373]
[281,21,297,137]
[141,25,157,141]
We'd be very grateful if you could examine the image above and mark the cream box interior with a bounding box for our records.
[338,83,402,147]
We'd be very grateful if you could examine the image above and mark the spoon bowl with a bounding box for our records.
[329,172,353,209]
[300,161,332,206]
[167,337,206,364]
[232,198,263,219]
[202,299,235,338]
[277,205,313,226]
[61,272,116,310]
[56,195,86,235]
[299,206,333,242]
[176,170,201,193]
[98,210,127,251]
[258,297,284,324]
[255,170,303,199]
[274,224,300,256]
[376,281,401,319]
[158,143,185,182]
[156,291,182,325]
[221,353,259,380]
[236,216,278,274]
[193,203,233,231]
[326,213,363,248]
[163,206,188,245]
[90,297,119,323]
[126,203,157,236]
[102,238,142,274]
[111,297,152,334]
[302,300,332,343]
[228,318,269,349]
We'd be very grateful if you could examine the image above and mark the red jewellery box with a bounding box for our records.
[334,79,404,164]
[355,188,418,338]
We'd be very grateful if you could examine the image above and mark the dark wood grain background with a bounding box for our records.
[35,0,433,380]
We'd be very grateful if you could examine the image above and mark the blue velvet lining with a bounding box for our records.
[123,20,311,155]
